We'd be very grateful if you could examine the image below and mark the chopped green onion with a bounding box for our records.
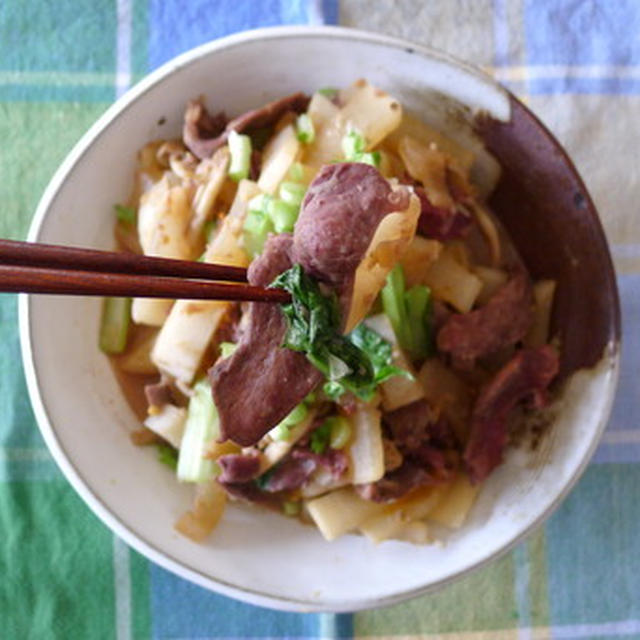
[357,151,381,168]
[317,87,338,99]
[115,204,136,225]
[243,196,275,258]
[99,297,131,354]
[342,129,366,160]
[381,264,411,349]
[177,379,219,483]
[405,285,432,360]
[228,130,252,182]
[326,416,352,449]
[279,181,306,208]
[219,342,237,359]
[282,402,308,426]
[282,501,301,516]
[269,401,309,441]
[381,264,433,360]
[310,421,331,455]
[267,198,298,233]
[296,113,315,144]
[288,162,305,182]
[157,443,178,470]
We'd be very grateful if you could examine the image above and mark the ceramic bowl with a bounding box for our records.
[20,26,620,612]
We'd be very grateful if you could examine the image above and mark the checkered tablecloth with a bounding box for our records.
[1,1,638,638]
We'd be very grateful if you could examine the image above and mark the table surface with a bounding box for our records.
[1,1,639,638]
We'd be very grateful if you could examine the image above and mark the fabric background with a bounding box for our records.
[1,1,638,638]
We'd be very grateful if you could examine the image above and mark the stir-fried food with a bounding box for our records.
[101,80,559,544]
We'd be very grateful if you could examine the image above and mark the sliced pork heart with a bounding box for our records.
[464,345,559,483]
[209,234,322,446]
[437,271,534,370]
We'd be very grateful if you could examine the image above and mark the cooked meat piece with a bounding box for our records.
[211,164,410,446]
[415,186,472,241]
[217,453,261,483]
[144,380,173,408]
[355,461,435,503]
[437,271,534,370]
[182,99,227,160]
[218,480,279,509]
[383,399,436,452]
[292,162,410,318]
[464,345,559,483]
[209,234,323,446]
[183,92,310,159]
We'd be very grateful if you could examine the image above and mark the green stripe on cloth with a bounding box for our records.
[129,548,152,638]
[353,552,518,635]
[0,1,117,73]
[0,101,109,240]
[0,481,116,639]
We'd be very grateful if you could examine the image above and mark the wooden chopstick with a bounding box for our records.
[0,239,248,282]
[0,240,290,303]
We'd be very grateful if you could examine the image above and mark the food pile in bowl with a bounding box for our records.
[103,79,560,545]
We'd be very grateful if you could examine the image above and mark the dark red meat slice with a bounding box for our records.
[209,234,323,446]
[217,453,261,483]
[464,345,559,483]
[211,164,409,446]
[183,92,310,159]
[437,271,534,370]
[415,186,472,241]
[292,162,410,318]
[144,380,173,408]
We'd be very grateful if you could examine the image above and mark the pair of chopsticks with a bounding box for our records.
[0,239,290,303]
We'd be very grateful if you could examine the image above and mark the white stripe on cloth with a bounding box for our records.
[307,0,327,25]
[514,544,532,640]
[116,0,132,98]
[113,535,132,640]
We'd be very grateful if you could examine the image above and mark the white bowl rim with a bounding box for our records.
[18,24,621,612]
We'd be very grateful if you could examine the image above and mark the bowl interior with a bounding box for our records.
[21,27,620,612]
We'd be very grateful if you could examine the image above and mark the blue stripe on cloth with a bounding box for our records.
[601,275,640,432]
[545,464,640,626]
[523,0,640,66]
[149,564,325,638]
[147,0,337,71]
[492,0,510,67]
[591,274,640,464]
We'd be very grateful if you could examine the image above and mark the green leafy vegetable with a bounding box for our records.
[381,264,433,360]
[156,443,178,470]
[271,264,408,400]
[115,204,136,225]
[310,421,331,454]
